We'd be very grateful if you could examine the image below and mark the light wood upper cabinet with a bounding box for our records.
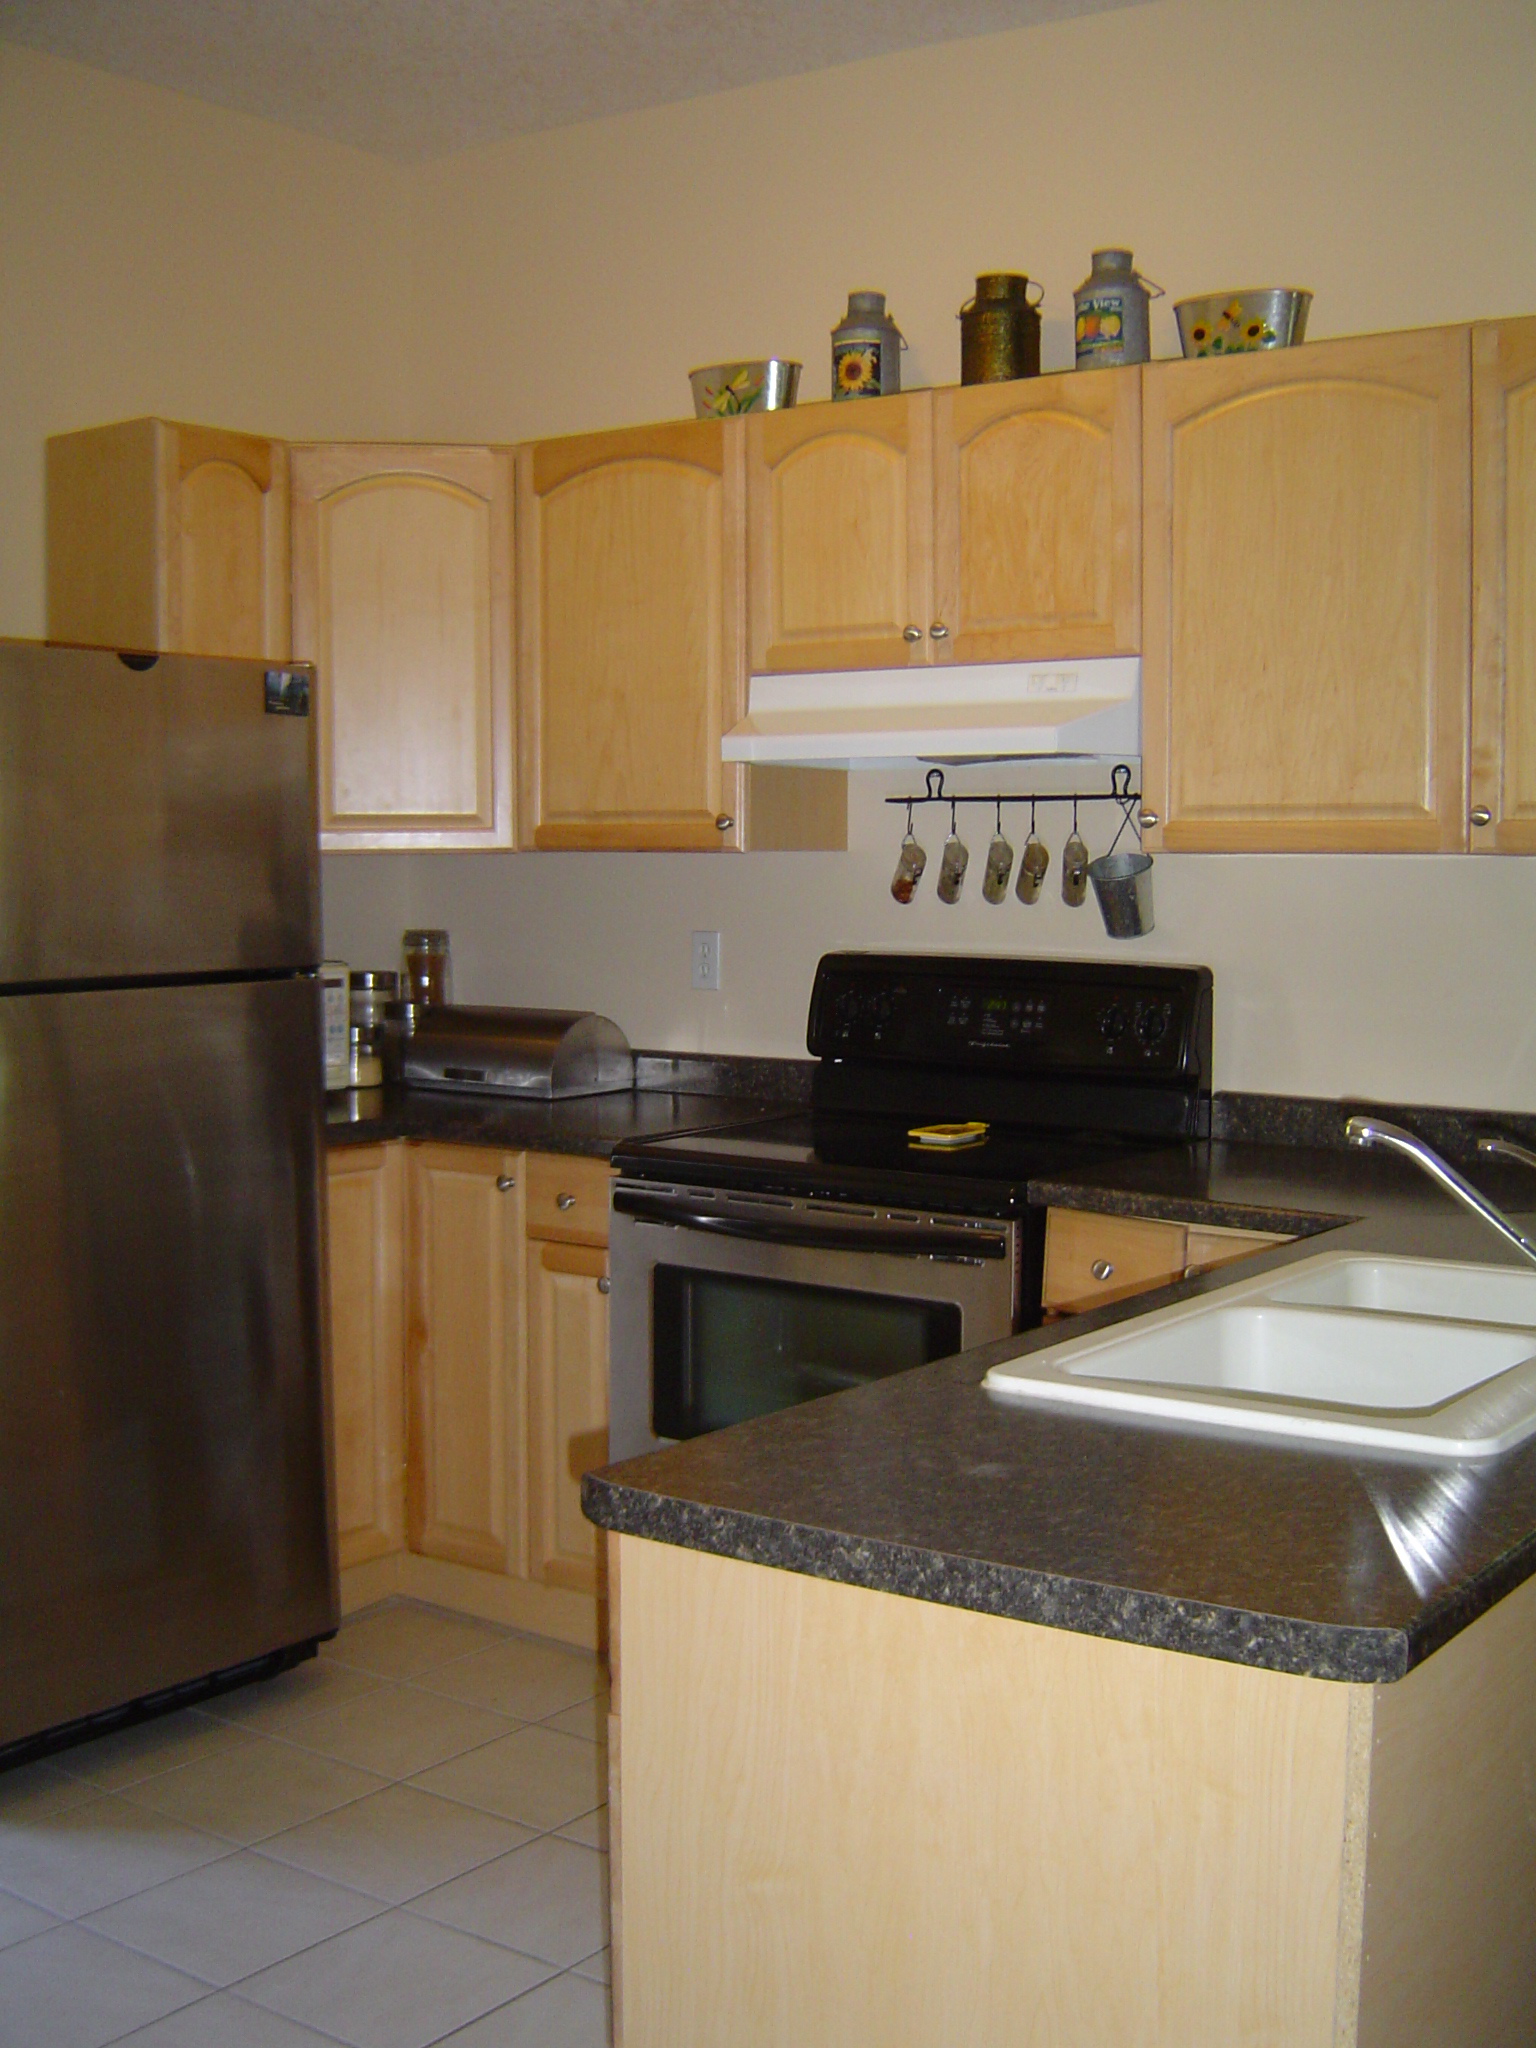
[526,1238,611,1597]
[518,420,738,850]
[406,1144,525,1575]
[747,393,932,672]
[291,444,515,850]
[1141,326,1472,851]
[931,369,1140,663]
[326,1144,406,1569]
[47,417,290,659]
[1471,316,1536,852]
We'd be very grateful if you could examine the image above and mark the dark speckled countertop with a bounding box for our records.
[585,1148,1536,1685]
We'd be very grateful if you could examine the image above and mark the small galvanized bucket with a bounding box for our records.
[1088,850,1155,939]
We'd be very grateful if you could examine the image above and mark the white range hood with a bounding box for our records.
[721,658,1140,768]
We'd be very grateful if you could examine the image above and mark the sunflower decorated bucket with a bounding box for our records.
[831,291,906,400]
[1175,288,1312,357]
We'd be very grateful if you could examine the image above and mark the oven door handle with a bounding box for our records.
[612,1190,1006,1260]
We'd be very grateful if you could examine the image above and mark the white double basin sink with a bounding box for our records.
[984,1252,1536,1458]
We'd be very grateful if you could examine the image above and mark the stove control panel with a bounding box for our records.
[809,954,1211,1083]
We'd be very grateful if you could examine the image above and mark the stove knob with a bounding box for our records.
[1135,1002,1170,1049]
[1099,1003,1128,1043]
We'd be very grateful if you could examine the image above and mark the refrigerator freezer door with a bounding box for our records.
[0,641,318,985]
[0,977,336,1746]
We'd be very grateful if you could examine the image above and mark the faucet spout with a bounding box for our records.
[1477,1134,1536,1175]
[1345,1116,1536,1269]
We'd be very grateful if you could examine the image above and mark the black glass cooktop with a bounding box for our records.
[612,1110,1176,1218]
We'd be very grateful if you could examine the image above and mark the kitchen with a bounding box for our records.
[3,0,1536,2043]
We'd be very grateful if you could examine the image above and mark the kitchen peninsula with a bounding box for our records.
[585,1162,1536,2048]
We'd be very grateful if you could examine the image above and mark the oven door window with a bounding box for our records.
[652,1266,962,1440]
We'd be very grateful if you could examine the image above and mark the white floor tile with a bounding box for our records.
[0,1792,230,1918]
[435,1970,611,2047]
[410,1835,607,1968]
[252,1785,531,1905]
[201,1659,384,1737]
[120,1739,384,1846]
[111,1991,346,2045]
[278,1686,513,1781]
[553,1807,608,1853]
[323,1609,505,1683]
[84,1848,381,1987]
[0,1921,204,2048]
[0,1885,58,1948]
[56,1711,254,1794]
[0,1760,98,1824]
[238,1908,553,2048]
[409,1727,605,1832]
[538,1695,608,1746]
[412,1639,602,1723]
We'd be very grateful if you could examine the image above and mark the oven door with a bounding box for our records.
[608,1182,1019,1461]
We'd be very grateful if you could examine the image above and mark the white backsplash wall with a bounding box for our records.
[322,763,1536,1110]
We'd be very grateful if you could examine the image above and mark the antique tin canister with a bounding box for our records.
[1073,249,1158,367]
[831,290,905,399]
[958,274,1042,384]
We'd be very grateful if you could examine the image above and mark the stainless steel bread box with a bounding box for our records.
[401,1007,634,1098]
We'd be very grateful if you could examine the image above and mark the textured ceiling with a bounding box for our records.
[0,0,1145,162]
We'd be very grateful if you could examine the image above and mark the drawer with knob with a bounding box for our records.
[524,1151,614,1247]
[1042,1208,1292,1316]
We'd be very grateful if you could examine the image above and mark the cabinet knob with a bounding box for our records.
[1470,806,1493,828]
[496,1174,515,1192]
[1138,810,1159,831]
[929,622,949,640]
[1091,1259,1114,1281]
[556,1192,577,1210]
[715,813,734,832]
[903,624,923,643]
[597,1275,611,1295]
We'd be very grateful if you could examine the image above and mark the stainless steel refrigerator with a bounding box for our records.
[0,639,337,1751]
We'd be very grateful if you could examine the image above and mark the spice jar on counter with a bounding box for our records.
[402,929,451,1008]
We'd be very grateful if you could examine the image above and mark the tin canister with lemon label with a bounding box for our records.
[1074,248,1160,367]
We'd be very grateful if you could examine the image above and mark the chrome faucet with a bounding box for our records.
[1345,1116,1536,1268]
[1476,1134,1536,1175]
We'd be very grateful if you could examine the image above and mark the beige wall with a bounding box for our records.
[7,0,1536,1106]
[0,43,414,635]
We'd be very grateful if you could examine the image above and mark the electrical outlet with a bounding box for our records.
[691,930,721,992]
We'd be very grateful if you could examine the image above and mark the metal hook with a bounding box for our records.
[904,798,916,837]
[995,798,1004,834]
[949,798,959,836]
[925,767,945,801]
[1111,763,1132,802]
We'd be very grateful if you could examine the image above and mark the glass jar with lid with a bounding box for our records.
[402,929,451,1008]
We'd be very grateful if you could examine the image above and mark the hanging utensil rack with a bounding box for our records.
[886,763,1143,847]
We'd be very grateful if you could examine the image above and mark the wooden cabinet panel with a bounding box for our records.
[291,444,514,849]
[1183,1224,1290,1276]
[524,1151,613,1248]
[518,421,739,850]
[326,1144,405,1568]
[1472,316,1536,851]
[47,417,289,659]
[932,369,1140,662]
[747,394,931,673]
[1042,1209,1188,1313]
[406,1144,524,1573]
[1142,328,1471,850]
[526,1239,610,1596]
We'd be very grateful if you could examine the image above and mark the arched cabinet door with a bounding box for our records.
[518,420,741,850]
[931,368,1140,664]
[1472,316,1536,853]
[1140,327,1471,852]
[291,443,515,849]
[746,394,932,674]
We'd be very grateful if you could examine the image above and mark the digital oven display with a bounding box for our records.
[939,982,1049,1049]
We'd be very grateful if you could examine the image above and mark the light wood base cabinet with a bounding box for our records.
[292,444,515,849]
[1042,1206,1289,1315]
[609,1535,1536,2048]
[406,1144,524,1574]
[325,1145,406,1569]
[47,417,290,659]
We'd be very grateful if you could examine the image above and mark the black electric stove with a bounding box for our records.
[607,955,1212,1459]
